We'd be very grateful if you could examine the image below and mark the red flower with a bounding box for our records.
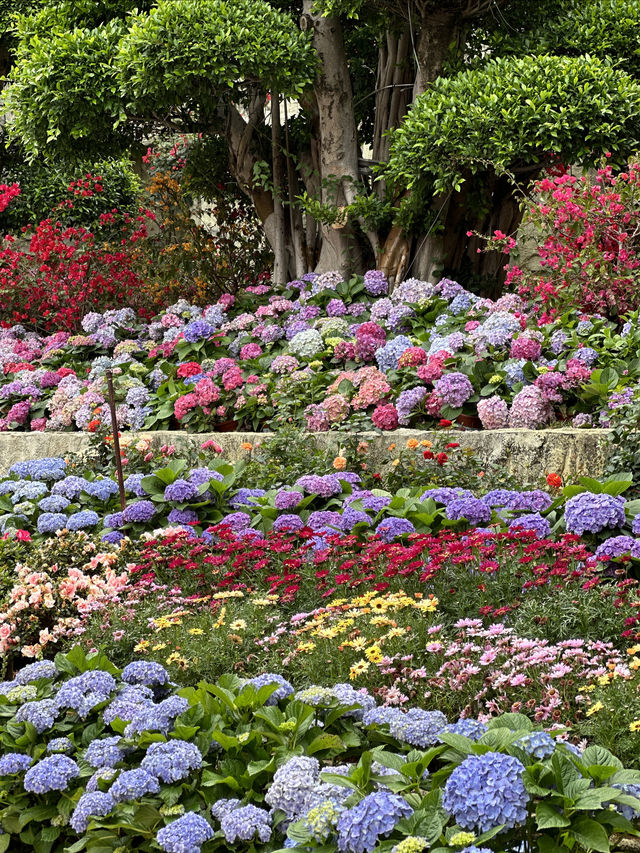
[436,452,448,466]
[546,473,562,488]
[423,450,434,460]
[439,419,453,427]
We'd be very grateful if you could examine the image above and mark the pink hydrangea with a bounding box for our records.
[509,336,542,360]
[222,368,244,391]
[239,343,263,360]
[371,403,399,430]
[508,386,552,429]
[398,347,428,368]
[193,377,220,406]
[174,393,198,421]
[477,396,509,430]
[321,394,350,423]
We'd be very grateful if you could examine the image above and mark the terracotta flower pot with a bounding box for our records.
[455,413,482,429]
[216,419,238,433]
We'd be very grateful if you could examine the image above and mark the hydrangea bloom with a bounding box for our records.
[0,753,32,774]
[54,671,117,719]
[84,736,124,769]
[140,740,202,783]
[477,396,509,430]
[337,791,413,853]
[508,513,551,539]
[389,709,447,747]
[442,752,529,832]
[122,661,170,687]
[247,673,294,705]
[221,804,272,843]
[296,684,376,720]
[265,756,320,820]
[440,718,488,741]
[595,536,640,560]
[513,731,556,759]
[375,517,415,542]
[70,791,114,833]
[164,479,198,502]
[47,737,74,754]
[23,755,79,793]
[434,372,474,408]
[156,812,214,853]
[565,492,626,535]
[122,500,157,523]
[15,699,58,733]
[15,660,57,684]
[110,768,161,802]
[211,798,242,821]
[446,498,492,526]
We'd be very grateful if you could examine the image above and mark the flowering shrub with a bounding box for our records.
[496,161,640,321]
[0,267,637,432]
[0,647,637,853]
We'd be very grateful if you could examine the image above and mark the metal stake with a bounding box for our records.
[105,369,126,512]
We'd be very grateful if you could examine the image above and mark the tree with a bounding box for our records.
[4,0,640,290]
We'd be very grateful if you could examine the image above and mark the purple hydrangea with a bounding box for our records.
[364,270,389,296]
[396,386,427,426]
[434,372,474,408]
[167,508,199,525]
[54,671,117,719]
[189,467,223,486]
[337,791,413,853]
[508,513,551,539]
[442,752,529,832]
[446,498,492,526]
[307,510,342,531]
[295,475,342,497]
[124,695,189,737]
[122,500,157,524]
[211,799,242,821]
[339,508,371,532]
[595,536,640,560]
[124,473,147,497]
[421,487,474,506]
[23,755,79,793]
[221,804,272,844]
[565,492,626,535]
[219,512,252,532]
[375,517,415,542]
[229,488,266,508]
[164,478,199,503]
[70,791,114,833]
[275,490,303,510]
[273,514,305,532]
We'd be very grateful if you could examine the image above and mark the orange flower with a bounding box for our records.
[388,443,396,451]
[333,456,347,471]
[241,442,253,451]
[406,438,419,449]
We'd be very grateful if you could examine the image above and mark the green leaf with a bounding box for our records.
[569,816,611,853]
[536,802,570,830]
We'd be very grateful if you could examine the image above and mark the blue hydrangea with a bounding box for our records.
[140,740,202,783]
[266,756,320,820]
[67,510,100,531]
[167,508,199,525]
[54,671,117,719]
[47,737,74,754]
[15,660,57,685]
[0,753,32,774]
[612,783,640,821]
[211,798,241,821]
[375,336,412,373]
[296,684,376,721]
[183,319,216,342]
[421,487,474,506]
[442,752,529,832]
[229,488,267,508]
[565,492,626,535]
[513,731,556,760]
[10,457,66,481]
[15,699,58,733]
[440,718,488,741]
[0,680,17,696]
[70,791,114,833]
[51,476,91,500]
[188,467,223,486]
[157,812,214,853]
[37,512,68,534]
[84,736,124,769]
[363,706,404,728]
[389,709,447,747]
[86,767,117,792]
[84,479,120,501]
[337,791,413,853]
[23,755,79,793]
[247,673,294,705]
[104,512,124,529]
[124,695,189,737]
[572,346,598,366]
[37,495,70,513]
[124,473,147,497]
[122,661,170,688]
[11,481,47,504]
[110,768,161,802]
[102,531,125,544]
[303,798,345,842]
[221,804,272,843]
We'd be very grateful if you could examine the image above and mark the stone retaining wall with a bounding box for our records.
[0,428,613,482]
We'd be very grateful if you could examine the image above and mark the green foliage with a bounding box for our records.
[2,18,129,158]
[387,55,640,195]
[118,0,316,112]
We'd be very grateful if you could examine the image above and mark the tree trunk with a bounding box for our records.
[412,9,459,98]
[270,92,288,283]
[301,2,365,276]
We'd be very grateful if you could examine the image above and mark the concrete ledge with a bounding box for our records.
[0,428,613,482]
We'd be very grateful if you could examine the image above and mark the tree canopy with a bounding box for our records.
[2,0,640,289]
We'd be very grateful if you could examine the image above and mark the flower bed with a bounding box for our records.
[0,649,638,853]
[0,271,636,434]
